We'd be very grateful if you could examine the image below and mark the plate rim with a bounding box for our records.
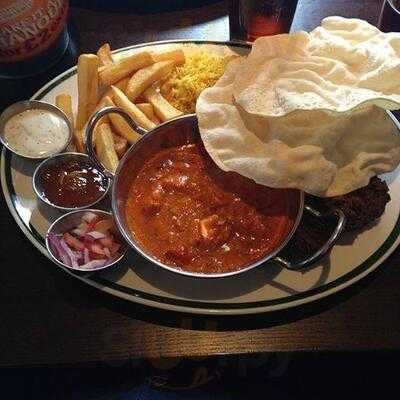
[2,39,400,315]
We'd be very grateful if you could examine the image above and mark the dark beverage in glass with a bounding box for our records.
[229,0,299,42]
[378,0,400,32]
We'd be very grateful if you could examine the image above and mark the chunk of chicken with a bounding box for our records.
[164,245,191,264]
[143,184,164,215]
[160,173,189,191]
[199,214,231,247]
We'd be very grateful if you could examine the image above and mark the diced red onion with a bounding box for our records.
[110,242,121,254]
[77,222,89,233]
[49,214,122,270]
[48,234,71,266]
[63,232,85,251]
[82,212,98,223]
[60,239,79,268]
[86,230,107,240]
[90,243,105,255]
[71,228,85,237]
[84,234,95,244]
[73,250,83,260]
[80,259,108,270]
[84,248,90,264]
[103,247,111,258]
[99,236,113,247]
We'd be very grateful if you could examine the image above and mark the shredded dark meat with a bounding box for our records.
[281,177,391,262]
[306,177,391,231]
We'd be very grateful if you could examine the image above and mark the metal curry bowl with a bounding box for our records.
[86,107,346,278]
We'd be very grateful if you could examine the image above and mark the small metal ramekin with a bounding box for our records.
[46,209,127,272]
[33,152,111,212]
[0,100,73,159]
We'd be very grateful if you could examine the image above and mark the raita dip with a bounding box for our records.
[4,109,70,158]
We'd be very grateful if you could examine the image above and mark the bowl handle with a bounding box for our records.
[274,205,346,270]
[85,106,147,178]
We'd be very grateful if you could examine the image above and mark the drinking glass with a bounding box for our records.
[229,0,299,42]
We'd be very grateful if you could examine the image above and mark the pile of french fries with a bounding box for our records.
[55,43,185,173]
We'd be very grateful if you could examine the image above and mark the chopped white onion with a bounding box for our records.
[80,259,108,270]
[86,230,107,240]
[71,228,85,237]
[82,212,98,223]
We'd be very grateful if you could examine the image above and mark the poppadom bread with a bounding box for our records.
[233,17,400,117]
[196,55,400,197]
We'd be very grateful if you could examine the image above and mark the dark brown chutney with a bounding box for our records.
[39,159,108,208]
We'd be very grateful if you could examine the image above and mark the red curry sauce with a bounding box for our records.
[125,143,299,274]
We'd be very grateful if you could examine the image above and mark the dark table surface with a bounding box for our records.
[2,0,400,367]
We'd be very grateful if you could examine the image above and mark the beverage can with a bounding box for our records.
[0,0,69,78]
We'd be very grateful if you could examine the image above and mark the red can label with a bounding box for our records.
[0,0,69,63]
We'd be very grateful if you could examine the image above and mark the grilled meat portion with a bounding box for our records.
[281,177,391,263]
[307,177,390,231]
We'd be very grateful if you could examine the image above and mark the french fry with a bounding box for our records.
[76,98,109,154]
[93,96,110,126]
[151,49,185,65]
[150,114,161,125]
[99,76,130,104]
[74,128,85,153]
[111,86,156,130]
[136,103,162,125]
[76,54,99,130]
[112,132,128,158]
[126,60,175,101]
[113,76,130,92]
[136,103,160,124]
[136,103,154,119]
[95,123,119,173]
[89,97,110,148]
[103,96,142,144]
[97,43,114,66]
[99,51,153,86]
[94,78,130,143]
[55,93,74,129]
[143,85,183,122]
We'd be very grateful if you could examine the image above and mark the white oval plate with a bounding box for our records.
[2,40,400,315]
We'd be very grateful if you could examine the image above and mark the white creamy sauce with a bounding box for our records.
[4,109,70,157]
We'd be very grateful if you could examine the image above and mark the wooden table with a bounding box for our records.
[1,0,399,367]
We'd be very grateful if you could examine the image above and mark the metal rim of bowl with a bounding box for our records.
[32,152,111,212]
[0,100,73,160]
[45,209,127,272]
[111,114,306,279]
